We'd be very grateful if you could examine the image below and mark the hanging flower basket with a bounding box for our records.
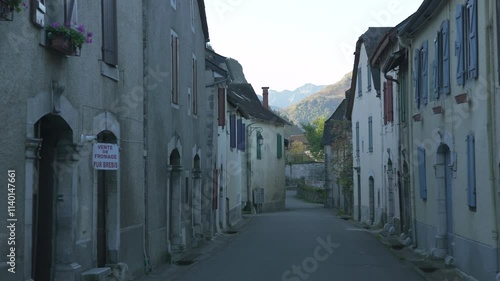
[432,106,443,114]
[0,0,26,21]
[47,33,79,56]
[454,93,468,104]
[45,22,93,57]
[412,113,422,122]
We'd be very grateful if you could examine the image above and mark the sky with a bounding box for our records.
[204,0,423,93]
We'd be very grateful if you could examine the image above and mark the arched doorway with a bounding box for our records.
[96,131,118,267]
[169,149,183,250]
[32,114,73,281]
[369,176,375,224]
[435,144,454,257]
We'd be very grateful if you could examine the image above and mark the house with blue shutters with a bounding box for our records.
[346,27,392,227]
[398,0,500,280]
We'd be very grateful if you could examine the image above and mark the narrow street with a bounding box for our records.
[168,191,425,281]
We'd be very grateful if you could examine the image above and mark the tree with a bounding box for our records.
[329,119,353,214]
[301,115,327,161]
[286,141,312,164]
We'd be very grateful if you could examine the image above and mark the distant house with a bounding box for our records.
[289,134,309,145]
[227,84,290,212]
[346,27,392,226]
[323,96,351,212]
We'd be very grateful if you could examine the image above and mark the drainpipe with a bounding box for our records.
[485,0,500,276]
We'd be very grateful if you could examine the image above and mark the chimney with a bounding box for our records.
[262,87,269,109]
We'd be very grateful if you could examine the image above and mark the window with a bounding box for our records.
[65,0,78,25]
[218,88,226,127]
[256,132,262,160]
[367,64,372,91]
[192,55,198,115]
[466,134,476,208]
[237,119,246,152]
[171,0,176,10]
[31,0,46,27]
[368,116,373,153]
[102,0,118,66]
[417,146,427,200]
[230,114,236,148]
[171,31,179,104]
[433,20,450,99]
[456,0,478,85]
[277,134,283,159]
[383,79,394,125]
[355,121,360,157]
[357,67,362,97]
[413,41,428,109]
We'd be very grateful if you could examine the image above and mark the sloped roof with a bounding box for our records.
[399,0,445,38]
[322,98,348,145]
[346,27,393,120]
[205,48,228,78]
[289,134,308,144]
[227,84,289,126]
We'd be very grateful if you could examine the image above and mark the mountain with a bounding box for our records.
[279,72,352,126]
[265,83,326,109]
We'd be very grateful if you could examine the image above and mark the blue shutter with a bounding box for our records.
[230,114,236,148]
[414,49,421,108]
[241,122,246,152]
[418,146,427,199]
[367,64,371,91]
[422,41,429,106]
[358,67,363,96]
[456,5,465,86]
[442,19,451,95]
[237,119,243,151]
[433,32,440,99]
[467,134,476,207]
[368,116,373,153]
[355,121,360,157]
[468,0,478,79]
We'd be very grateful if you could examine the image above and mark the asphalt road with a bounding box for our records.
[169,191,426,281]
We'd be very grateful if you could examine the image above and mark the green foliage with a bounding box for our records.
[302,116,327,160]
[46,22,93,49]
[286,141,313,164]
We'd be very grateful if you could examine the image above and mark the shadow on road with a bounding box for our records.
[285,190,324,211]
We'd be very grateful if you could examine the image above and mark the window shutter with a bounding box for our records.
[455,4,465,86]
[387,79,394,122]
[468,0,478,79]
[367,64,371,91]
[230,114,236,148]
[102,0,118,65]
[442,19,451,95]
[433,32,440,99]
[355,122,360,157]
[383,81,388,125]
[241,122,246,152]
[417,146,427,199]
[422,41,429,106]
[467,134,476,208]
[192,57,198,115]
[414,49,420,108]
[357,67,362,96]
[171,34,179,104]
[237,119,243,151]
[277,134,283,159]
[368,116,373,153]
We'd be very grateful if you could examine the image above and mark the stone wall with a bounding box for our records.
[285,163,325,188]
[296,184,326,204]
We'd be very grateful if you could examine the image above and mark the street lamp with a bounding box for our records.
[257,132,264,146]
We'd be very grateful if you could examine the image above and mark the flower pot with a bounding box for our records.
[47,33,80,56]
[412,113,422,122]
[432,106,443,114]
[454,93,468,104]
[0,0,13,21]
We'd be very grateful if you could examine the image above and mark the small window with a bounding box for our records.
[417,146,427,200]
[367,64,371,91]
[357,67,362,97]
[355,121,360,157]
[102,0,118,66]
[190,0,195,32]
[368,116,373,152]
[230,115,236,148]
[171,0,177,10]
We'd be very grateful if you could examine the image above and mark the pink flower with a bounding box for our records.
[87,32,93,38]
[50,22,60,28]
[86,37,93,44]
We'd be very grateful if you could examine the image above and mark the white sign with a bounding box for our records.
[93,143,119,170]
